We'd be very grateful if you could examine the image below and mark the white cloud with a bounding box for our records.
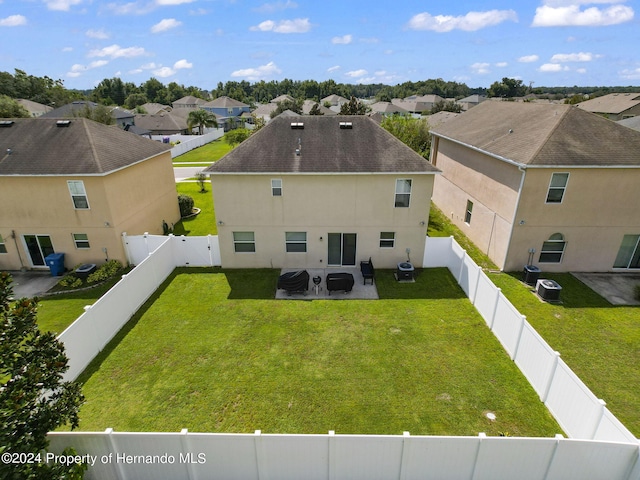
[620,67,640,80]
[539,63,570,72]
[173,59,192,69]
[495,62,508,67]
[332,34,352,45]
[62,46,73,52]
[576,68,587,73]
[153,66,176,78]
[407,9,518,32]
[0,14,27,26]
[44,0,82,11]
[532,4,634,27]
[471,62,491,74]
[66,59,108,77]
[518,54,540,63]
[88,44,147,59]
[86,28,109,39]
[156,0,195,4]
[250,18,311,33]
[327,65,340,73]
[254,1,298,13]
[151,18,182,33]
[231,61,282,81]
[345,69,368,78]
[550,52,600,62]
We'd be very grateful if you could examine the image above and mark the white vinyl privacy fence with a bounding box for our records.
[50,234,639,480]
[48,430,640,480]
[164,129,224,158]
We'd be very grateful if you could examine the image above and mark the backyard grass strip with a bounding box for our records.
[172,139,234,165]
[75,268,561,437]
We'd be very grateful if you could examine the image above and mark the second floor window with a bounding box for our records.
[395,179,412,208]
[67,180,89,209]
[271,179,282,196]
[546,173,569,204]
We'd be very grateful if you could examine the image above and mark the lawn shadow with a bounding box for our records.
[376,267,467,300]
[223,269,281,299]
[75,268,182,385]
[502,271,614,309]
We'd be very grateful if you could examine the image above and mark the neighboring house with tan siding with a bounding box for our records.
[430,101,640,272]
[205,115,440,269]
[0,118,180,272]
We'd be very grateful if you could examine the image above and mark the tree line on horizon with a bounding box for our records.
[1,68,640,118]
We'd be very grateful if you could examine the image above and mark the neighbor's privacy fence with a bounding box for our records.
[152,129,224,158]
[50,234,640,480]
[48,429,640,480]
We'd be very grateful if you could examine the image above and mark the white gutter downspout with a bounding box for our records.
[502,165,527,271]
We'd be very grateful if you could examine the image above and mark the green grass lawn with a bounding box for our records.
[76,268,561,437]
[37,275,126,335]
[173,182,216,236]
[172,139,234,165]
[428,202,640,437]
[489,271,640,437]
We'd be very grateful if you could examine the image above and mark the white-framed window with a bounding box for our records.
[0,234,7,253]
[546,173,569,204]
[271,179,282,196]
[285,232,307,253]
[380,232,395,248]
[539,233,566,263]
[67,180,90,209]
[465,200,473,224]
[72,233,90,249]
[394,179,412,208]
[613,234,640,269]
[233,231,255,253]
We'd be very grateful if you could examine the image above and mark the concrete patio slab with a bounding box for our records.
[276,267,379,300]
[5,270,60,299]
[572,272,640,306]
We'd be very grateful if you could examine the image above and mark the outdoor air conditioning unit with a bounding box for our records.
[536,279,562,302]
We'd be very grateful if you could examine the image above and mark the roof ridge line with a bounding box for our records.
[528,104,571,164]
[82,118,105,173]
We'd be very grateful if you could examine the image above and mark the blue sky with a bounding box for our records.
[1,0,639,91]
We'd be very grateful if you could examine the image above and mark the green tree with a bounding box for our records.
[0,95,30,118]
[187,109,218,135]
[380,114,431,159]
[0,272,86,480]
[124,93,148,110]
[270,98,303,118]
[73,103,114,125]
[488,77,527,98]
[430,100,463,114]
[308,102,324,115]
[251,113,266,133]
[224,128,251,147]
[339,96,369,115]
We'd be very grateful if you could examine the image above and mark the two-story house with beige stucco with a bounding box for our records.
[205,116,440,269]
[0,117,180,272]
[430,101,640,272]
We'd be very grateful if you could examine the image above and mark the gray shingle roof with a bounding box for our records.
[577,93,640,115]
[0,118,171,175]
[431,101,640,167]
[204,96,249,108]
[205,115,439,174]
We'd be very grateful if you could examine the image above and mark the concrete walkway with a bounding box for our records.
[572,272,640,305]
[276,267,379,300]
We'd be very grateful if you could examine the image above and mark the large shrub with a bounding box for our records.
[178,194,194,217]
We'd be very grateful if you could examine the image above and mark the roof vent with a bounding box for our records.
[290,122,304,129]
[56,120,71,127]
[0,120,14,127]
[339,122,353,129]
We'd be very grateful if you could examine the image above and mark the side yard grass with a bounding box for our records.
[427,202,640,437]
[172,139,234,166]
[173,182,216,236]
[75,267,561,437]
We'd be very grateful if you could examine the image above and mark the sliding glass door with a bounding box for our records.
[327,233,357,266]
[23,235,54,267]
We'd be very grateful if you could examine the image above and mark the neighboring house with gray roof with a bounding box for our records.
[457,94,486,111]
[577,93,640,120]
[430,101,640,272]
[618,115,640,132]
[134,111,189,135]
[16,99,52,117]
[0,117,180,272]
[41,101,135,128]
[370,101,408,116]
[172,96,207,110]
[204,115,440,268]
[302,100,336,116]
[202,96,251,131]
[141,103,172,115]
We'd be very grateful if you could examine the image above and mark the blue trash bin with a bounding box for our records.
[45,252,65,276]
